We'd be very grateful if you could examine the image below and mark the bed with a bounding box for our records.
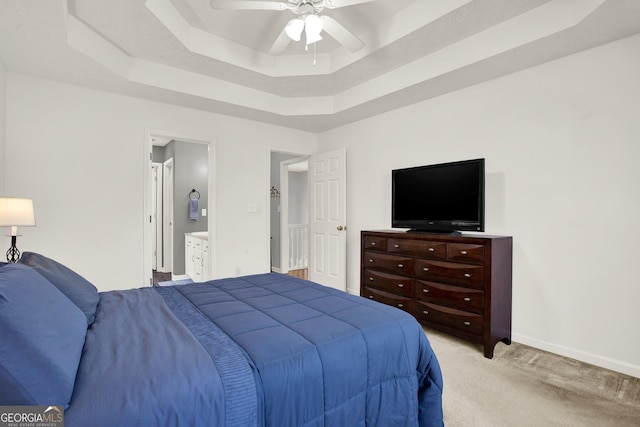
[0,253,444,427]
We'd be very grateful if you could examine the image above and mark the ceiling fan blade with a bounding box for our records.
[210,0,291,11]
[320,15,364,52]
[322,0,376,9]
[269,26,293,54]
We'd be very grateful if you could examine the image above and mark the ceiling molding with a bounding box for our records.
[65,0,607,116]
[0,0,637,132]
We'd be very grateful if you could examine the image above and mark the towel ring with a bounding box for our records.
[189,189,200,200]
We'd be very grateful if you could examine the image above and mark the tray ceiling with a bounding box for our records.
[0,0,639,132]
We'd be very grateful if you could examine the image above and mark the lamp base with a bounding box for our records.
[6,235,20,263]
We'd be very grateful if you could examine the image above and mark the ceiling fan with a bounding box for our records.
[210,0,375,54]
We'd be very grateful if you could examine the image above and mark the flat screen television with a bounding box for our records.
[392,158,485,233]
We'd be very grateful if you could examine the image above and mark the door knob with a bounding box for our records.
[337,225,346,231]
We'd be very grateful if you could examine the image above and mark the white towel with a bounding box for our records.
[189,199,199,220]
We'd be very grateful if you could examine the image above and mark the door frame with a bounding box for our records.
[143,128,217,287]
[279,156,309,275]
[151,162,163,271]
[162,157,174,275]
[268,149,311,275]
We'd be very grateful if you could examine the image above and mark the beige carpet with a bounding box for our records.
[423,326,640,426]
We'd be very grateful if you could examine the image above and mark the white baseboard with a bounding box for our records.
[512,333,640,379]
[271,267,281,273]
[171,274,189,281]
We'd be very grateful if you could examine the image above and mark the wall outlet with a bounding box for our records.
[202,208,207,217]
[248,203,257,213]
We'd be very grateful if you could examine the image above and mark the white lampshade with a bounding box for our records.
[285,18,305,42]
[304,14,323,45]
[0,198,36,235]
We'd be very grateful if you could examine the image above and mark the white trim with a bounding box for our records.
[280,159,307,274]
[162,157,174,275]
[151,162,162,271]
[267,150,310,275]
[512,333,640,379]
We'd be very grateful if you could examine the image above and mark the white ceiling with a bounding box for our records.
[0,0,639,133]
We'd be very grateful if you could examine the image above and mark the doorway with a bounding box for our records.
[161,157,174,279]
[269,151,309,277]
[269,148,347,291]
[280,157,309,279]
[143,130,216,287]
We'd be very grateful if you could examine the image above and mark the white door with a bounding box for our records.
[308,148,347,291]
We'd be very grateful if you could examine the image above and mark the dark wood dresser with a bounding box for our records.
[360,230,512,358]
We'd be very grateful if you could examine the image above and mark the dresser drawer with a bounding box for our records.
[361,230,512,359]
[363,236,387,251]
[447,243,485,264]
[415,259,484,288]
[362,287,415,314]
[415,301,482,335]
[387,239,446,260]
[416,280,483,314]
[363,269,414,296]
[363,251,414,276]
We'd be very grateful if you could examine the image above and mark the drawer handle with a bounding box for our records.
[371,242,376,246]
[463,321,471,326]
[397,303,404,308]
[461,250,468,255]
[463,297,471,302]
[464,273,471,278]
[422,310,429,315]
[394,244,400,248]
[369,259,374,263]
[397,284,404,288]
[368,296,374,299]
[369,277,374,281]
[428,247,435,252]
[423,267,429,272]
[422,289,429,293]
[398,263,404,268]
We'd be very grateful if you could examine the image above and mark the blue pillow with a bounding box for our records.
[0,263,87,407]
[19,252,99,325]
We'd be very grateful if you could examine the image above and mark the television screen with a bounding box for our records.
[392,158,485,233]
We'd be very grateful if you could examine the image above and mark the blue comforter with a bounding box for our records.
[65,273,443,426]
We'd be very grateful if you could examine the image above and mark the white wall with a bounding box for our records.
[5,73,317,290]
[318,34,640,377]
[0,61,6,194]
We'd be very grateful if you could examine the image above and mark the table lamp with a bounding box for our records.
[0,197,36,262]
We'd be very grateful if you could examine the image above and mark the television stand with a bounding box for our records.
[360,230,512,358]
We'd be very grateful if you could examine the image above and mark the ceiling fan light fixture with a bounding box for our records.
[304,14,323,45]
[285,18,304,41]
